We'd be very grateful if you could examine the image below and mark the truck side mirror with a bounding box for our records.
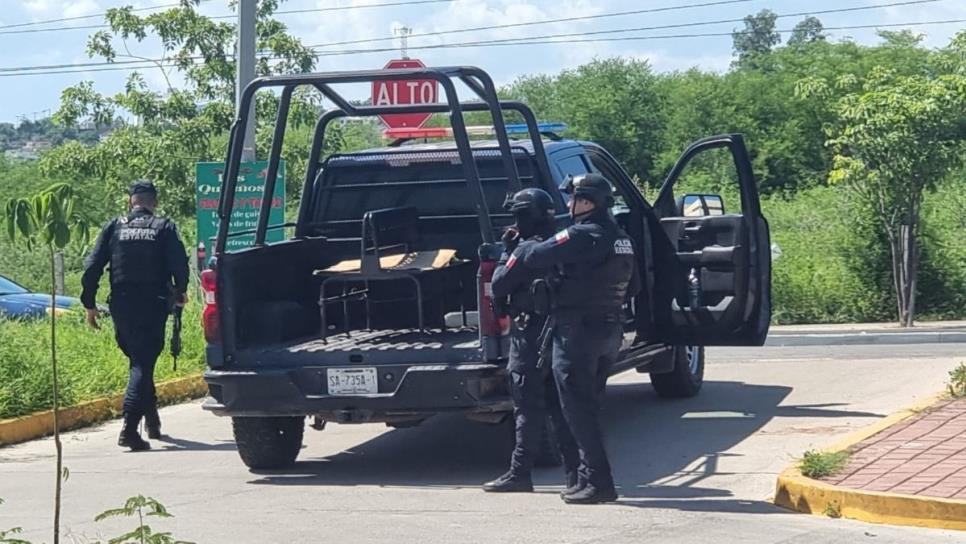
[678,194,725,217]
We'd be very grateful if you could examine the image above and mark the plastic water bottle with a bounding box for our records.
[688,268,702,309]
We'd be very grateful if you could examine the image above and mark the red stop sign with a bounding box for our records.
[371,59,438,129]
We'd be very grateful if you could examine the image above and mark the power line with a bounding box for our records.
[0,0,458,35]
[0,18,961,78]
[312,17,966,55]
[306,0,759,50]
[307,0,945,52]
[0,0,945,73]
[0,3,181,30]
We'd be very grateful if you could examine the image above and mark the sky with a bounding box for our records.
[0,0,964,123]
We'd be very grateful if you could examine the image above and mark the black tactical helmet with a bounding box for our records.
[508,188,555,222]
[128,180,157,196]
[559,173,614,209]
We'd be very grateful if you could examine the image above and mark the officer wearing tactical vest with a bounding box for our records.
[482,188,580,493]
[520,173,640,504]
[81,181,189,451]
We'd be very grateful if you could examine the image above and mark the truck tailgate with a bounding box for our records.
[237,328,482,367]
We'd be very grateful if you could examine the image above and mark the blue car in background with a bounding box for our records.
[0,274,81,320]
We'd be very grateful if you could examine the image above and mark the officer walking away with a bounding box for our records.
[81,181,189,451]
[520,174,640,504]
[482,188,580,493]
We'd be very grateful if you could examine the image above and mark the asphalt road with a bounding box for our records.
[3,344,966,543]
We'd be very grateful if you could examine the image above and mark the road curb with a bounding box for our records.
[773,393,966,530]
[765,331,966,346]
[0,374,207,447]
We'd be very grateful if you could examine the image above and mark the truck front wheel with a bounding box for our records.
[650,345,704,398]
[232,416,304,469]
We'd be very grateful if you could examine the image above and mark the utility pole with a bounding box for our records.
[237,0,257,162]
[394,26,412,60]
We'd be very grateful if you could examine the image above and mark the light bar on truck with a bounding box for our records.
[382,122,567,140]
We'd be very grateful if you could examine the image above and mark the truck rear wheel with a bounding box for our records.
[650,345,704,398]
[232,416,304,469]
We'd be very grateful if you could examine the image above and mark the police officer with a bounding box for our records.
[520,173,640,504]
[81,181,189,451]
[482,188,580,493]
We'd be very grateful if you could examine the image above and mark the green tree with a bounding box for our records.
[732,9,781,67]
[44,0,321,216]
[506,58,666,183]
[95,496,191,544]
[788,17,826,46]
[4,184,89,544]
[799,60,966,326]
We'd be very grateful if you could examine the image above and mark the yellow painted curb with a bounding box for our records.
[774,392,966,530]
[0,374,207,447]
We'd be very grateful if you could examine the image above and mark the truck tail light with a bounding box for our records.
[478,255,510,361]
[200,268,221,343]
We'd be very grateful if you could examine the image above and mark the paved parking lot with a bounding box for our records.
[3,344,966,543]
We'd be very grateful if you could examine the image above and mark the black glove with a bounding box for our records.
[501,227,520,254]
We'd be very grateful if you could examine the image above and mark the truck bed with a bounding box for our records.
[236,328,483,367]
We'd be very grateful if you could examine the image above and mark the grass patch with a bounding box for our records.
[823,500,842,518]
[948,363,966,399]
[799,449,851,479]
[0,302,205,420]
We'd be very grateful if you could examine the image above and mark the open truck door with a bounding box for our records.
[651,134,771,346]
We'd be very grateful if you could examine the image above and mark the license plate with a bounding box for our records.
[327,367,378,396]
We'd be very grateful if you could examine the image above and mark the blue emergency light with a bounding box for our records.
[504,122,568,135]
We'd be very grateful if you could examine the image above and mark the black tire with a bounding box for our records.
[232,416,304,470]
[650,345,705,398]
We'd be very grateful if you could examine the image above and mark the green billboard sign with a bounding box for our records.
[195,161,285,262]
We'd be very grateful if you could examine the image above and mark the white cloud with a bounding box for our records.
[63,0,100,19]
[23,0,51,13]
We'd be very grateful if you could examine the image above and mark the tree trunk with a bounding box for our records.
[888,234,903,326]
[54,251,65,296]
[49,247,62,544]
[901,223,920,328]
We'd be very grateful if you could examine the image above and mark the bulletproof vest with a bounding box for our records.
[108,210,169,291]
[506,234,550,317]
[555,215,636,313]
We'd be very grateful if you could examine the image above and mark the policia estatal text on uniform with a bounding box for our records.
[81,181,189,452]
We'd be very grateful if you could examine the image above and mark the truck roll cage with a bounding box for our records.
[216,66,555,255]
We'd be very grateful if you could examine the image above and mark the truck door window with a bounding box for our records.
[555,154,590,178]
[667,147,740,215]
[585,153,631,212]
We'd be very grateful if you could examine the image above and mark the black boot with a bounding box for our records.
[560,471,584,497]
[482,471,533,493]
[562,483,617,505]
[118,416,151,452]
[144,406,162,440]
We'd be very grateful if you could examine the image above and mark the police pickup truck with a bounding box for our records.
[202,67,771,469]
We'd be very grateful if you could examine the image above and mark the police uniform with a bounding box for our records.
[483,235,580,492]
[482,188,580,493]
[521,176,640,504]
[81,182,189,450]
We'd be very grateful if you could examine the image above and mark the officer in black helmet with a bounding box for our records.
[519,173,640,504]
[482,188,580,493]
[81,181,189,451]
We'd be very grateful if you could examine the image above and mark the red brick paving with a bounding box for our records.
[824,398,966,500]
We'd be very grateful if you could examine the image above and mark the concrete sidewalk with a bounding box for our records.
[827,398,966,499]
[766,321,966,347]
[776,396,966,530]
